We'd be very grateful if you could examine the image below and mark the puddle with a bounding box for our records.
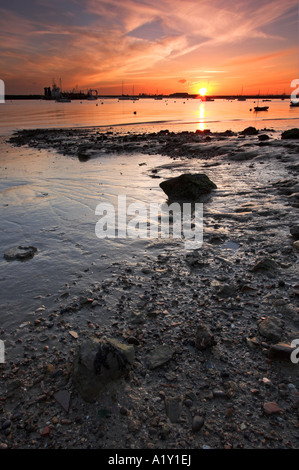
[220,240,240,251]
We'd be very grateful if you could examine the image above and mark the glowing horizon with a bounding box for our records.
[0,0,298,96]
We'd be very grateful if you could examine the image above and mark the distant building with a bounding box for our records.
[169,92,191,98]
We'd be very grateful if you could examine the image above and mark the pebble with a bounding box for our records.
[192,416,204,432]
[1,420,11,430]
[40,426,50,437]
[263,402,282,416]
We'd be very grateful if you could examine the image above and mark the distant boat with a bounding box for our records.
[56,96,71,103]
[290,100,299,107]
[237,85,246,101]
[254,106,269,111]
[254,92,268,111]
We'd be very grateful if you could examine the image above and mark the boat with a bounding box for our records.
[254,92,268,111]
[254,106,269,111]
[55,96,71,103]
[290,100,299,107]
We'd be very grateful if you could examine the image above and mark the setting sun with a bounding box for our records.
[199,87,208,97]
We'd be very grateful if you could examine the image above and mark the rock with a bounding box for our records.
[195,322,216,350]
[54,390,71,413]
[159,173,217,201]
[146,345,174,370]
[290,224,299,240]
[252,258,277,273]
[165,396,183,423]
[268,343,297,363]
[216,284,237,298]
[258,317,284,343]
[40,426,50,437]
[281,128,299,139]
[293,241,299,249]
[4,245,38,261]
[258,134,270,141]
[72,336,135,402]
[263,402,282,415]
[192,416,205,432]
[240,126,258,136]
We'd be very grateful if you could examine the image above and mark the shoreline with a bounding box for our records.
[0,126,299,449]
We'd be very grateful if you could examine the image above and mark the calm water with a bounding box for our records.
[0,97,298,136]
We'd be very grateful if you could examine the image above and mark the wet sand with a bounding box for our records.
[0,126,298,449]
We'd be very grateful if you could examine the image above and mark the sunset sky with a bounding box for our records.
[1,0,298,95]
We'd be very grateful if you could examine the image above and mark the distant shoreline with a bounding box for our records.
[4,93,290,101]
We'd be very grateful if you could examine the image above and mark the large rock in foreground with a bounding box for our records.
[159,173,217,201]
[72,337,135,402]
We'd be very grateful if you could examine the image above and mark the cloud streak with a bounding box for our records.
[0,0,297,94]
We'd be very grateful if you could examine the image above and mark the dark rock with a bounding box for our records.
[146,345,174,370]
[268,343,297,362]
[4,245,38,261]
[240,127,258,136]
[195,322,216,350]
[165,396,183,423]
[216,284,237,298]
[281,128,299,139]
[54,390,71,413]
[258,134,270,141]
[159,173,217,201]
[72,337,135,402]
[252,258,277,273]
[192,416,204,432]
[290,224,299,240]
[258,317,284,343]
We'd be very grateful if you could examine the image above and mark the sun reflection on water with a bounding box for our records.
[198,103,205,131]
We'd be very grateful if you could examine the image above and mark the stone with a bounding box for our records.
[72,336,135,402]
[281,128,299,139]
[159,173,217,201]
[290,224,299,240]
[54,390,71,413]
[40,426,50,437]
[192,416,204,432]
[258,317,284,343]
[4,245,37,261]
[263,402,282,415]
[293,241,299,249]
[195,322,216,350]
[258,134,270,141]
[268,343,297,362]
[216,284,237,298]
[165,396,183,423]
[146,345,174,370]
[240,126,258,135]
[252,258,277,272]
